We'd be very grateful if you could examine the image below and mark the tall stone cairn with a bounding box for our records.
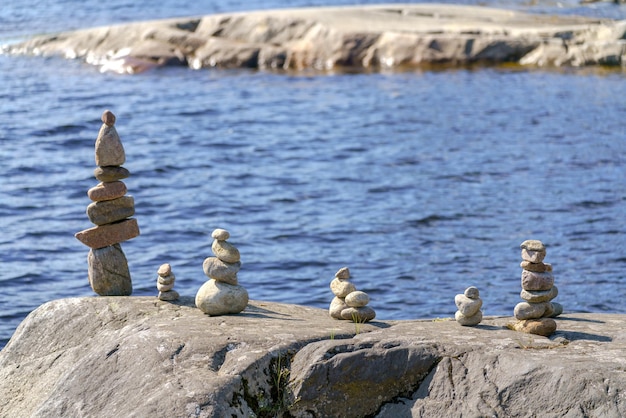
[75,110,140,296]
[512,239,563,336]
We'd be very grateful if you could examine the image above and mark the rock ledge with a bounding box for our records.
[3,4,625,73]
[1,297,625,417]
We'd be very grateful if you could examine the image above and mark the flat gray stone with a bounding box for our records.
[520,260,552,272]
[520,285,558,303]
[93,166,130,182]
[86,195,135,226]
[157,274,175,286]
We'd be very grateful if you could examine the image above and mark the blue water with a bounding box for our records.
[1,0,625,350]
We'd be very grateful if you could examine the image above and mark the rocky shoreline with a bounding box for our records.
[3,4,625,73]
[1,297,625,417]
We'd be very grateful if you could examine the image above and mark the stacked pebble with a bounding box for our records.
[512,239,563,336]
[157,263,179,301]
[328,267,376,323]
[454,286,483,326]
[75,110,140,296]
[195,228,249,315]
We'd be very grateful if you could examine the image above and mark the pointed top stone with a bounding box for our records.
[335,267,350,279]
[95,111,125,167]
[102,110,116,126]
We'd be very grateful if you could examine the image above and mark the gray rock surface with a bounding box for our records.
[3,4,625,72]
[1,297,625,417]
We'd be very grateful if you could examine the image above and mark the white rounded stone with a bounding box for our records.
[330,278,356,298]
[345,291,370,308]
[455,294,482,317]
[329,296,349,319]
[340,306,376,322]
[195,279,248,316]
[455,310,483,326]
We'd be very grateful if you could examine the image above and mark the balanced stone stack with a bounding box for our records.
[454,286,483,326]
[512,239,563,336]
[195,228,249,315]
[329,267,376,323]
[75,110,140,296]
[156,263,179,301]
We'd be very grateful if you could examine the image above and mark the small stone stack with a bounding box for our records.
[157,263,179,301]
[195,228,249,315]
[454,286,483,326]
[513,239,563,336]
[329,267,376,323]
[75,110,140,296]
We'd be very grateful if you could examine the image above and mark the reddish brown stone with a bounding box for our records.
[75,218,140,249]
[512,318,557,336]
[88,181,127,202]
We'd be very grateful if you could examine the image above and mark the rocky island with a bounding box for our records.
[3,4,625,73]
[1,297,625,417]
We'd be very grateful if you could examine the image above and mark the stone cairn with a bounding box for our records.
[329,267,376,323]
[75,110,140,296]
[157,263,179,301]
[454,286,483,326]
[195,228,249,315]
[512,239,563,336]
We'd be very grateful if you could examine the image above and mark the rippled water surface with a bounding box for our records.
[1,0,625,349]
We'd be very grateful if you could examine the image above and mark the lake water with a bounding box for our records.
[1,0,625,349]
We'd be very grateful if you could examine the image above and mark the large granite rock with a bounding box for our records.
[1,297,625,417]
[3,4,625,73]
